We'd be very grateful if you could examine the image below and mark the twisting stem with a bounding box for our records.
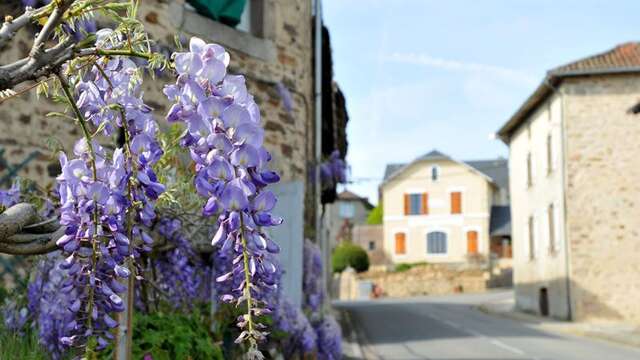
[57,72,100,358]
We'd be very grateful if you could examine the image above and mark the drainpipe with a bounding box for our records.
[543,78,573,320]
[314,0,327,297]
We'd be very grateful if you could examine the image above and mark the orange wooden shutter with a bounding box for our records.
[467,231,478,254]
[451,192,462,214]
[403,194,410,215]
[421,193,429,214]
[395,233,406,254]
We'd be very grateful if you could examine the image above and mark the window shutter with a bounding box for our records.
[395,233,406,254]
[421,193,429,214]
[451,192,462,214]
[403,194,409,215]
[543,136,550,175]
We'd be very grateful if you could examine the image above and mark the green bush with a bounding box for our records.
[128,312,223,360]
[366,205,382,225]
[394,261,428,273]
[332,243,370,273]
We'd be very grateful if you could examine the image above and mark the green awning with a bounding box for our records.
[187,0,247,28]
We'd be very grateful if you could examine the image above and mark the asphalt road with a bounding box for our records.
[335,291,640,360]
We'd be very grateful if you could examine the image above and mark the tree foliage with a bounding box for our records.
[366,204,382,225]
[332,242,370,273]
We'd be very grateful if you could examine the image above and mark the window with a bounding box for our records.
[427,231,447,254]
[404,193,428,215]
[467,230,478,254]
[450,192,462,214]
[368,241,375,251]
[339,202,355,218]
[546,134,553,175]
[548,204,556,253]
[431,166,440,181]
[394,233,406,255]
[526,152,533,187]
[528,216,535,260]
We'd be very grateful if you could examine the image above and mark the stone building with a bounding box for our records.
[323,189,373,251]
[381,150,510,265]
[0,0,348,304]
[352,224,387,267]
[497,42,640,324]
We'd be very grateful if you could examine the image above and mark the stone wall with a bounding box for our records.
[563,74,640,325]
[357,264,487,298]
[0,0,314,188]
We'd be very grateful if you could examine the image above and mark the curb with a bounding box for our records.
[337,307,377,360]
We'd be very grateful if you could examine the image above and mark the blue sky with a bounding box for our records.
[323,0,640,204]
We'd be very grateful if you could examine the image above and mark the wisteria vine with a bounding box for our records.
[163,37,284,353]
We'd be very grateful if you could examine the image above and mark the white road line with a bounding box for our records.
[426,311,528,358]
[490,339,526,355]
[443,320,461,329]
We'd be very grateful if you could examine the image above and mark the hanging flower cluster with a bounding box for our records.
[301,239,343,359]
[164,37,282,348]
[154,217,208,309]
[314,316,343,360]
[27,253,76,359]
[0,180,20,208]
[273,298,317,357]
[55,141,132,349]
[53,29,164,350]
[320,150,347,189]
[303,238,324,315]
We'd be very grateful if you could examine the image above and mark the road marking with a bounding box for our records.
[443,320,461,329]
[490,339,526,355]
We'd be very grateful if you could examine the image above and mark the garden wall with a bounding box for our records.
[357,264,488,298]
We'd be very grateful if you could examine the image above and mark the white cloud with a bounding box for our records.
[387,52,538,86]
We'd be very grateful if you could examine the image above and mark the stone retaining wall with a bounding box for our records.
[357,264,487,298]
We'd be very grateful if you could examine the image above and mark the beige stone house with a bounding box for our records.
[381,150,510,265]
[497,42,640,324]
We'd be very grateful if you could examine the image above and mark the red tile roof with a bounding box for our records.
[498,42,640,141]
[551,42,640,74]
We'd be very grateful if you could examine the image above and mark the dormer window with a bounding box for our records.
[431,166,440,181]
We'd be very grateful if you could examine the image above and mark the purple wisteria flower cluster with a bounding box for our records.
[273,297,317,357]
[0,180,20,208]
[320,150,347,189]
[52,29,164,350]
[301,239,343,359]
[303,238,324,314]
[314,316,343,360]
[164,37,282,348]
[27,253,76,359]
[154,218,209,309]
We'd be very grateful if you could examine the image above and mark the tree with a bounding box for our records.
[332,242,370,273]
[366,204,382,225]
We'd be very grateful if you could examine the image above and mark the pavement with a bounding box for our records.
[334,290,640,360]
